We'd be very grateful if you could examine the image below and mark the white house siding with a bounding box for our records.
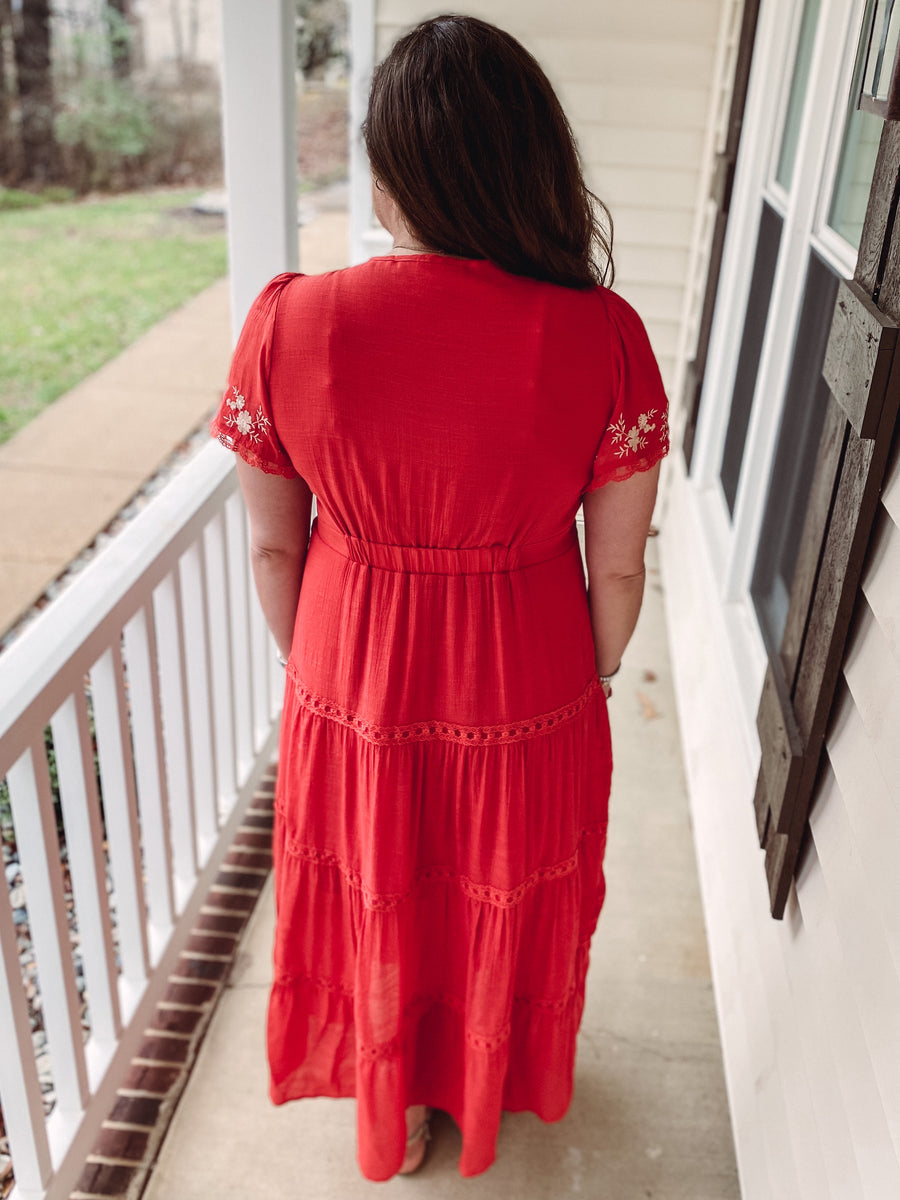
[654,0,900,1187]
[660,207,900,1200]
[672,0,745,442]
[373,0,725,391]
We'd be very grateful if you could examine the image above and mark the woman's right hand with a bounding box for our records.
[582,461,660,684]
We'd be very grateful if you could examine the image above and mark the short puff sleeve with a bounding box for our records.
[210,273,299,478]
[585,290,670,492]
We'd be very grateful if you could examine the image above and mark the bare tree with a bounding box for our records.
[169,0,199,79]
[170,0,183,68]
[0,0,15,180]
[296,0,347,78]
[187,0,199,65]
[12,0,59,183]
[106,0,133,80]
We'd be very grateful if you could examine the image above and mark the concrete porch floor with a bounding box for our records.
[142,540,741,1200]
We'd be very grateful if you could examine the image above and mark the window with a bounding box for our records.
[719,203,783,515]
[750,251,839,654]
[776,0,823,190]
[828,33,883,248]
[713,0,821,521]
[686,0,879,726]
[750,9,881,656]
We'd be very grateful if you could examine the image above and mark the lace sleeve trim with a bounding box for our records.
[210,421,298,479]
[583,444,668,492]
[586,405,669,493]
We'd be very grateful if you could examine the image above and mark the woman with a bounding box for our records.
[212,14,668,1181]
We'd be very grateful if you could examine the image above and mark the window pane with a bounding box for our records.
[720,202,783,516]
[862,0,900,103]
[750,250,839,656]
[828,111,880,248]
[828,9,882,249]
[776,0,822,191]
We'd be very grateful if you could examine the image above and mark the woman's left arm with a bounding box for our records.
[236,458,314,660]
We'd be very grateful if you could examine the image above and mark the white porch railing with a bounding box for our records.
[0,442,281,1200]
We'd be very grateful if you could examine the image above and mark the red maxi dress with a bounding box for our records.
[211,254,668,1180]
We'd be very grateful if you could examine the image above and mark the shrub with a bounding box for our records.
[0,186,79,212]
[0,188,44,211]
[136,78,223,188]
[55,75,155,192]
[296,0,348,78]
[39,186,77,204]
[52,71,223,194]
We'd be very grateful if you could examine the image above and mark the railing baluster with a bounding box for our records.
[203,510,237,817]
[268,626,283,718]
[225,492,254,778]
[179,542,219,862]
[153,572,199,906]
[240,498,270,750]
[123,605,175,946]
[90,644,150,991]
[0,798,54,1197]
[7,740,90,1114]
[248,566,271,753]
[0,445,285,1198]
[241,499,286,739]
[50,690,122,1045]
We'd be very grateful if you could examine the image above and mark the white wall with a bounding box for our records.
[573,0,900,1191]
[658,0,900,1188]
[661,442,900,1200]
[370,0,725,391]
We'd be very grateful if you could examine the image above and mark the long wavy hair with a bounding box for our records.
[363,15,614,290]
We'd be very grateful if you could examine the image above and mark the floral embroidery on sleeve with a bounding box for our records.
[222,385,272,445]
[607,407,669,459]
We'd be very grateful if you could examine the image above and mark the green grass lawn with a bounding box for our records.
[0,189,227,445]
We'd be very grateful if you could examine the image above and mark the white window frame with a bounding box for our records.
[688,0,870,744]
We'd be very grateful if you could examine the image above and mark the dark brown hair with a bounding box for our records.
[363,14,614,289]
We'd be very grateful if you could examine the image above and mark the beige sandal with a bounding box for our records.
[398,1107,432,1176]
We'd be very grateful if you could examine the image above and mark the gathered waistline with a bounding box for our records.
[313,510,579,575]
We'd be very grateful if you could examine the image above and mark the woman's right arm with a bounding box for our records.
[236,458,314,660]
[582,461,661,688]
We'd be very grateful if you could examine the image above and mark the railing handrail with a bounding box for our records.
[0,442,234,774]
[0,439,281,1200]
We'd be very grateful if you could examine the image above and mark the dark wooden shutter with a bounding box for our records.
[681,0,762,468]
[753,122,900,918]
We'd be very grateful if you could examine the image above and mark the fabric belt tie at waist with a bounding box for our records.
[314,511,578,575]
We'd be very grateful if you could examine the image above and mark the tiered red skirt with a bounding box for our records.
[266,513,612,1179]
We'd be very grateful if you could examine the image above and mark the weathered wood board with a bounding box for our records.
[822,279,897,439]
[753,117,900,919]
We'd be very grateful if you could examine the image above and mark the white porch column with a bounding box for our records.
[349,0,391,263]
[220,0,298,338]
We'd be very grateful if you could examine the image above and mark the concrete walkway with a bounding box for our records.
[142,541,741,1200]
[0,279,231,637]
[0,196,351,640]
